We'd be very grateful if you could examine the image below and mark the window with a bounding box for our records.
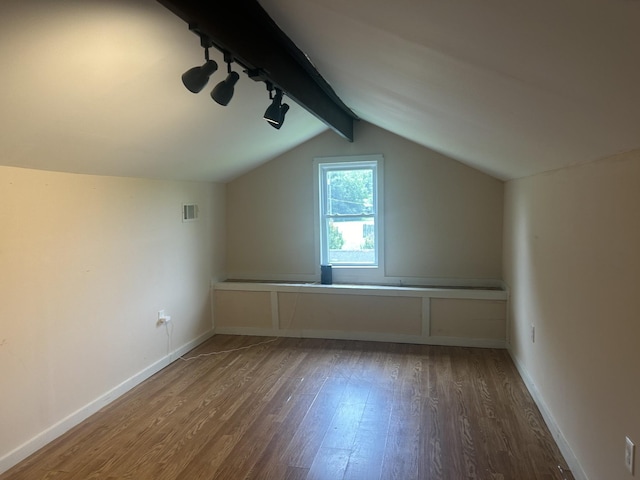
[317,155,382,267]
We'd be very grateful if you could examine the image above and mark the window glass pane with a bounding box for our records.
[327,217,376,265]
[326,169,373,215]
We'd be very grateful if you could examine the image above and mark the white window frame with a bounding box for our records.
[314,154,384,283]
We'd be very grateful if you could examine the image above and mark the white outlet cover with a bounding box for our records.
[531,324,536,343]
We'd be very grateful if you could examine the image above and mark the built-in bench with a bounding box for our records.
[213,281,508,348]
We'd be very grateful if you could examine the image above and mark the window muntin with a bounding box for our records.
[319,159,379,267]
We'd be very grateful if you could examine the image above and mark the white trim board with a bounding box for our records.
[214,326,506,349]
[215,281,507,300]
[219,274,505,290]
[0,329,215,475]
[508,349,588,480]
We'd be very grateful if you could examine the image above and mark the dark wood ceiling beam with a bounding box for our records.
[156,0,357,141]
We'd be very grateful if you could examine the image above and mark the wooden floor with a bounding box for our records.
[2,336,572,480]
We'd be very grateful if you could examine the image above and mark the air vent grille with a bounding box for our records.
[183,204,198,222]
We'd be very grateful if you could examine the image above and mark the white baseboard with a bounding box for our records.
[508,349,588,480]
[214,326,506,349]
[0,329,215,475]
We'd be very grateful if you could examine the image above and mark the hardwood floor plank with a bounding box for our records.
[342,384,393,480]
[319,401,366,451]
[379,348,426,480]
[307,447,350,480]
[284,466,310,480]
[245,392,317,480]
[280,375,349,468]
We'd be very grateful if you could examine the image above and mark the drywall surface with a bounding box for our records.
[503,149,640,480]
[0,166,225,469]
[277,292,422,335]
[226,121,503,285]
[430,298,506,340]
[215,290,273,329]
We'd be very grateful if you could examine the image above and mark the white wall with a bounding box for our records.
[227,122,504,285]
[503,149,640,480]
[0,166,226,471]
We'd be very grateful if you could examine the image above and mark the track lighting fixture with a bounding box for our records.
[210,53,240,106]
[182,42,218,94]
[179,29,295,130]
[263,86,289,129]
[162,3,356,140]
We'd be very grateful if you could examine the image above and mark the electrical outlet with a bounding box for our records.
[531,324,536,343]
[157,310,170,327]
[625,436,635,474]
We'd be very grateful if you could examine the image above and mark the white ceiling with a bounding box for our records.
[1,0,639,182]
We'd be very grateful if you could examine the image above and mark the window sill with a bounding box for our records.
[215,280,507,300]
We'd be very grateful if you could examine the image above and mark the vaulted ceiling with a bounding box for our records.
[1,0,639,182]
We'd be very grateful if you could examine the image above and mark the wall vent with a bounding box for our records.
[182,203,199,222]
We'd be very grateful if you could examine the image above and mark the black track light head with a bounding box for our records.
[269,103,289,129]
[181,60,218,93]
[264,88,286,126]
[211,71,240,106]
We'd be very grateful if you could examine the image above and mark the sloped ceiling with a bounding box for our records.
[261,0,640,180]
[0,0,327,182]
[1,0,639,182]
